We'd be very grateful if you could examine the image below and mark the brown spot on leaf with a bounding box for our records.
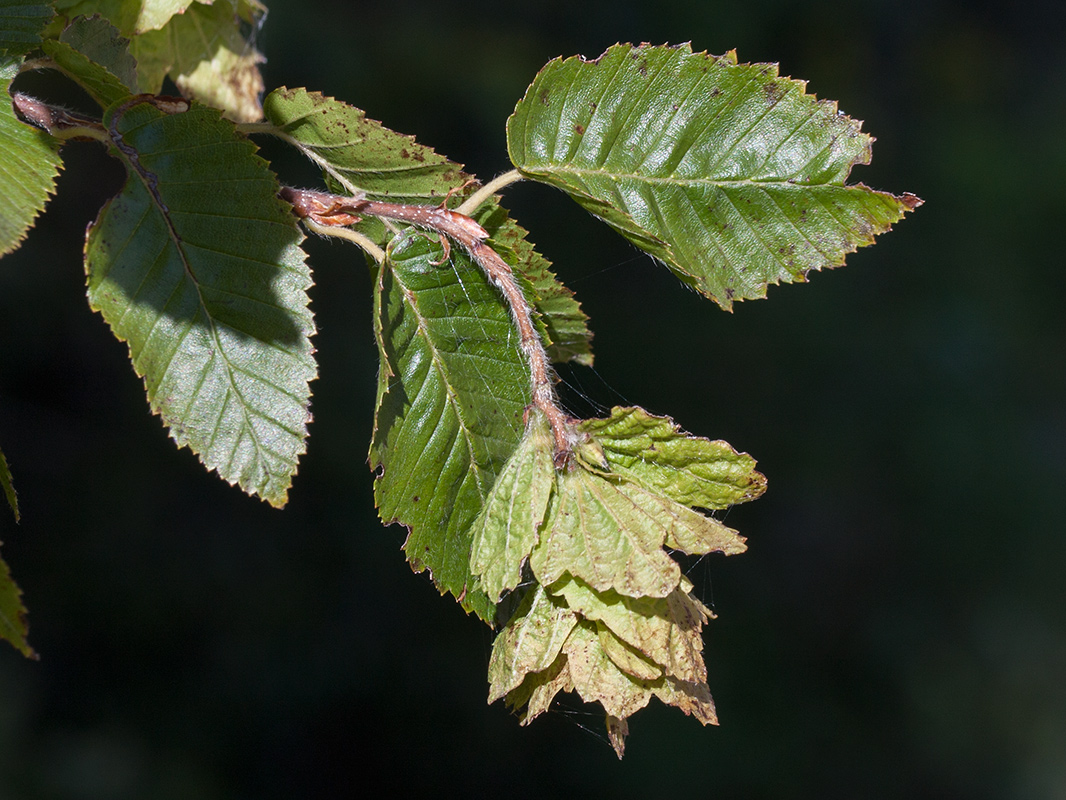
[574,123,585,135]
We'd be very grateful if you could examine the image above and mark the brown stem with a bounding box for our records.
[11,93,107,141]
[280,187,578,466]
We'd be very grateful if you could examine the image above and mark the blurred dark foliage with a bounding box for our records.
[2,0,1065,797]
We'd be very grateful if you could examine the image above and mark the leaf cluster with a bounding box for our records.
[0,4,919,752]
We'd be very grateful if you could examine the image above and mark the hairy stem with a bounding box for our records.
[278,186,577,465]
[11,93,108,142]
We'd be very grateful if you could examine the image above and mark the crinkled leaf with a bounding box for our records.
[551,574,709,685]
[370,229,530,622]
[0,543,33,658]
[86,98,314,507]
[652,677,718,726]
[42,17,136,107]
[580,406,765,509]
[262,87,593,364]
[487,584,577,702]
[530,466,703,599]
[596,622,662,681]
[0,0,53,55]
[507,43,920,309]
[0,442,16,521]
[469,410,555,602]
[0,66,62,257]
[503,650,573,725]
[55,0,196,35]
[563,621,654,721]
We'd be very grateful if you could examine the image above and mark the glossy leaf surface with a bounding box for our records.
[508,43,920,308]
[370,228,530,621]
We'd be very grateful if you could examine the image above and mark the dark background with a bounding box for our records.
[2,0,1065,797]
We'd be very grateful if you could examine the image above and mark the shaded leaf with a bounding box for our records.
[469,409,555,602]
[487,584,577,702]
[370,228,530,622]
[503,650,573,725]
[652,677,718,726]
[130,0,264,121]
[0,65,62,257]
[580,406,765,509]
[86,98,314,507]
[263,87,593,364]
[507,43,920,308]
[42,16,136,107]
[0,543,34,658]
[0,0,53,55]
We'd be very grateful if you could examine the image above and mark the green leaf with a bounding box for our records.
[527,466,687,599]
[507,43,920,309]
[86,98,315,507]
[487,583,577,702]
[42,16,136,107]
[0,68,62,257]
[469,409,555,602]
[0,442,17,521]
[580,406,766,509]
[262,87,594,365]
[0,543,33,658]
[370,227,531,622]
[0,0,54,55]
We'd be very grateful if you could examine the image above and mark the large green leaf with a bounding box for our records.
[86,98,314,507]
[0,64,62,257]
[370,227,532,621]
[507,43,920,309]
[0,0,53,55]
[262,87,593,365]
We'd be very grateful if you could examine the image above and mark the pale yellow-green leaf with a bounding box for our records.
[562,621,653,721]
[580,406,766,509]
[652,677,718,726]
[469,410,555,602]
[550,574,710,685]
[530,467,722,599]
[596,623,662,681]
[503,651,573,725]
[487,584,577,703]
